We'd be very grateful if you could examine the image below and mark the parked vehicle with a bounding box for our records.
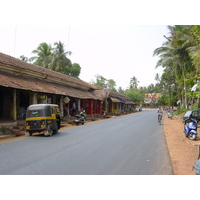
[25,104,60,136]
[183,118,198,140]
[193,145,200,175]
[167,111,173,119]
[75,112,85,125]
[183,110,200,122]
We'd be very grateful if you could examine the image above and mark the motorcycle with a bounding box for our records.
[167,111,173,119]
[183,118,198,140]
[75,112,85,125]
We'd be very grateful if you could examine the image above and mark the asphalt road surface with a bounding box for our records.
[0,110,173,175]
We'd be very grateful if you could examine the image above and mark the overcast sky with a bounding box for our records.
[1,0,197,90]
[1,0,196,90]
[0,25,168,89]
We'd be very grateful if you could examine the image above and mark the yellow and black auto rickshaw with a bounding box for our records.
[25,104,60,136]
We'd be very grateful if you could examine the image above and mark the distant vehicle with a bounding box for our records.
[183,110,200,122]
[25,104,60,136]
[75,112,85,125]
[167,111,173,119]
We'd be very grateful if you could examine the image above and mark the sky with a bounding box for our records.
[0,25,168,89]
[1,0,197,91]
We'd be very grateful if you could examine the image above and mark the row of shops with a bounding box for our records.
[0,52,136,121]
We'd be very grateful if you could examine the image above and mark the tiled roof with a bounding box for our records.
[0,72,99,99]
[0,52,97,90]
[0,52,135,104]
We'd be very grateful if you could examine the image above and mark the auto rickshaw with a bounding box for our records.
[25,104,60,136]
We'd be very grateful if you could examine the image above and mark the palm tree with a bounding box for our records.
[19,55,29,62]
[30,42,52,68]
[153,25,196,108]
[50,41,72,72]
[129,76,139,89]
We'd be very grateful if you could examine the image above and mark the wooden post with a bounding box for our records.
[60,96,64,117]
[13,89,17,121]
[33,93,38,104]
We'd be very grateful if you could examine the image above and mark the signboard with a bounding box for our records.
[63,97,70,103]
[144,93,161,104]
[38,95,46,100]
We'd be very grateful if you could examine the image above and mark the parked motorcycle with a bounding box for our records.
[167,111,173,119]
[75,112,85,125]
[183,118,198,140]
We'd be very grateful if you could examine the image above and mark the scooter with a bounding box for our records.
[167,111,173,119]
[75,112,85,125]
[183,118,198,140]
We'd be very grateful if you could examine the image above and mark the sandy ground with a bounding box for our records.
[0,113,199,175]
[164,114,200,175]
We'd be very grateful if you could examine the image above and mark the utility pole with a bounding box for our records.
[67,25,71,51]
[14,25,17,57]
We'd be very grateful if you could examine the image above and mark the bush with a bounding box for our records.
[174,107,187,114]
[0,126,8,134]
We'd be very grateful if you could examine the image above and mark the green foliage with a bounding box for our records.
[125,90,144,104]
[153,25,200,109]
[63,63,81,78]
[93,74,117,91]
[157,95,168,106]
[174,107,187,114]
[0,126,8,134]
[21,41,81,78]
[129,76,139,89]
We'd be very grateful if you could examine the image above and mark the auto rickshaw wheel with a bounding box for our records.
[45,126,53,136]
[48,129,53,136]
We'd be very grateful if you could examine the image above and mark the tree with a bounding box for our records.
[29,41,81,77]
[64,63,81,78]
[118,87,125,94]
[30,42,52,68]
[50,41,72,72]
[94,74,107,88]
[153,25,196,108]
[129,76,139,89]
[125,89,144,104]
[19,55,29,62]
[107,79,117,91]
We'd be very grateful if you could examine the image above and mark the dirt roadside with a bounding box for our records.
[164,114,199,175]
[0,113,199,175]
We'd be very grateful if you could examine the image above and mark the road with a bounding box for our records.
[0,110,173,175]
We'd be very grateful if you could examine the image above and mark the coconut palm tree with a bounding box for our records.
[153,25,197,108]
[129,76,139,89]
[30,42,52,68]
[50,41,72,72]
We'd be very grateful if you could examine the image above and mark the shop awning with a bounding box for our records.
[109,97,121,103]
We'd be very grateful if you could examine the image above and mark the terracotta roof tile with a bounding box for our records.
[0,52,96,90]
[0,72,99,99]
